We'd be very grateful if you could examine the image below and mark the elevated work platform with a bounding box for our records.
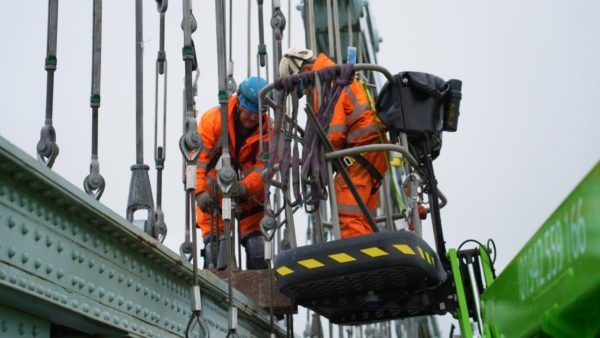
[0,136,285,337]
[481,161,600,337]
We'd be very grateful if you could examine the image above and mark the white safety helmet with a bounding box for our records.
[279,48,315,77]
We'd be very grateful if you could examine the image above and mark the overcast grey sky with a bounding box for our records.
[1,1,599,336]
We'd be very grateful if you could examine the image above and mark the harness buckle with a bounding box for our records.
[342,156,355,168]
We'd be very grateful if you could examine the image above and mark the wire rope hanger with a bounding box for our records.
[152,0,169,243]
[83,0,105,200]
[127,0,156,237]
[214,0,241,337]
[37,0,60,168]
[179,0,209,337]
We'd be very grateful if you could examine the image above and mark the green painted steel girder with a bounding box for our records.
[0,136,285,338]
[481,161,600,338]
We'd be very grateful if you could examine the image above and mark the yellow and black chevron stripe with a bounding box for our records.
[276,243,436,277]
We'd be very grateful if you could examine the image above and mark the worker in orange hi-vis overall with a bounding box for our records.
[279,48,389,239]
[195,76,271,269]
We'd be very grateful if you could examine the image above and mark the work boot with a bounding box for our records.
[241,232,267,270]
[202,236,228,270]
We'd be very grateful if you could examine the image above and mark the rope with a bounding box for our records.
[83,0,105,200]
[153,0,168,243]
[37,0,60,168]
[266,65,380,233]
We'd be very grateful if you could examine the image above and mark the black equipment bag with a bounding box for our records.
[375,72,462,158]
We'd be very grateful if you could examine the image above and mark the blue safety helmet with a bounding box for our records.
[237,76,268,114]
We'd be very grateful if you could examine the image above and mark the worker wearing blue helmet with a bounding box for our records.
[195,76,270,270]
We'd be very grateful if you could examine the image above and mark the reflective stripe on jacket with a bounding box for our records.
[312,53,385,150]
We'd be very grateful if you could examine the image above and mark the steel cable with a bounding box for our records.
[37,0,60,168]
[83,0,105,200]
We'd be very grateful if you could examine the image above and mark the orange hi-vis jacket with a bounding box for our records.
[195,95,269,239]
[312,53,385,150]
[312,53,389,239]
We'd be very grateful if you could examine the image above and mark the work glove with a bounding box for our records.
[227,180,248,198]
[195,192,216,213]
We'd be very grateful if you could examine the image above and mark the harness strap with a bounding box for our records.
[352,153,383,195]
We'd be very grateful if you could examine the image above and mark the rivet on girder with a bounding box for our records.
[9,273,17,284]
[44,287,52,298]
[52,292,60,301]
[20,223,29,235]
[34,259,42,269]
[93,238,100,248]
[108,269,115,279]
[57,269,64,279]
[108,292,115,302]
[45,264,53,275]
[21,253,29,264]
[34,230,42,242]
[121,319,129,329]
[71,276,78,286]
[99,264,105,274]
[102,312,110,321]
[26,280,35,291]
[126,301,133,310]
[0,270,6,280]
[71,250,78,261]
[9,190,17,202]
[82,304,90,313]
[8,216,16,228]
[118,274,125,283]
[70,299,78,308]
[88,283,96,294]
[57,242,64,253]
[88,259,95,268]
[136,283,142,292]
[18,322,25,335]
[127,278,133,287]
[117,296,124,306]
[0,319,6,333]
[93,308,100,317]
[82,233,89,243]
[135,305,141,314]
[28,200,36,213]
[143,308,149,317]
[98,287,106,298]
[36,285,44,295]
[78,278,85,289]
[61,295,68,304]
[78,253,85,263]
[46,235,53,247]
[131,323,138,332]
[143,287,149,296]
